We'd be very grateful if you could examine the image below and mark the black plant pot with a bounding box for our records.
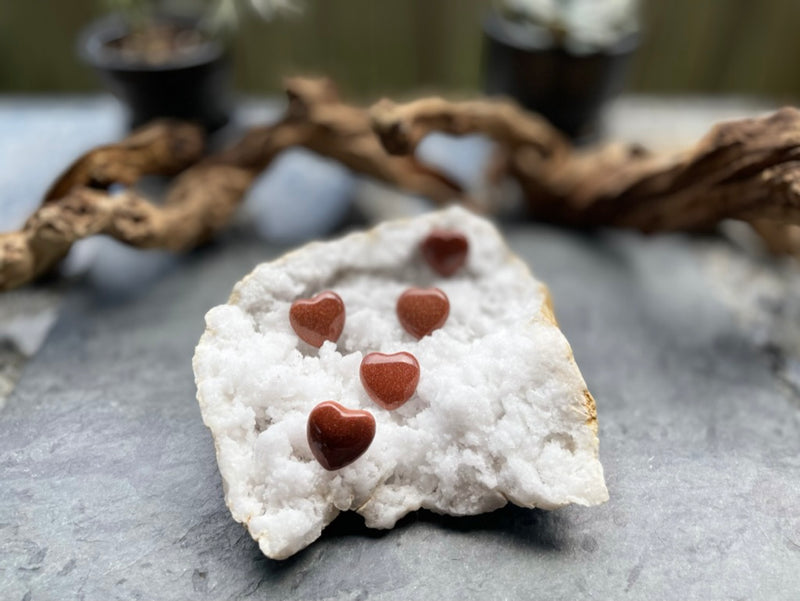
[79,16,233,131]
[483,13,637,142]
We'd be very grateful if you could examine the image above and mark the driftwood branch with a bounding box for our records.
[371,98,800,253]
[5,78,800,292]
[43,120,206,202]
[208,77,464,202]
[0,78,463,292]
[1,121,207,290]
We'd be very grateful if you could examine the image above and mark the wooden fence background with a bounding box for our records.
[1,0,799,99]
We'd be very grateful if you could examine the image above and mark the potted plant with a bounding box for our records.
[483,0,640,142]
[79,0,299,131]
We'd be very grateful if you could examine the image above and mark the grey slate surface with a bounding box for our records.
[1,97,800,600]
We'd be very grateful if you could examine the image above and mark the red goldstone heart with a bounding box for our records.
[360,352,420,410]
[420,229,468,277]
[289,290,345,348]
[307,401,376,471]
[396,287,449,339]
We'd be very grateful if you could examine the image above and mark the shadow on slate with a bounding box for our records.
[261,505,566,573]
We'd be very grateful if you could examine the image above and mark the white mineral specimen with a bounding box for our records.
[193,206,608,559]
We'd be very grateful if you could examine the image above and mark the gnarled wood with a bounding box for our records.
[371,98,800,252]
[43,120,205,202]
[6,79,800,292]
[0,78,463,292]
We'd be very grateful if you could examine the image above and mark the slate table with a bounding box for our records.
[1,97,799,601]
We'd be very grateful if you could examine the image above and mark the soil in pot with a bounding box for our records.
[104,22,208,65]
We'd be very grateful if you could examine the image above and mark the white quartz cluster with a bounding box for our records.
[193,207,608,559]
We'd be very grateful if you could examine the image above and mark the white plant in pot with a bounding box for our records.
[83,0,302,129]
[497,0,640,54]
[485,0,641,139]
[205,0,303,31]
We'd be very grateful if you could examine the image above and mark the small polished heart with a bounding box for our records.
[396,287,449,339]
[360,352,420,410]
[420,229,469,276]
[307,401,376,471]
[289,291,345,348]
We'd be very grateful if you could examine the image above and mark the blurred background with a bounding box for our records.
[1,0,799,101]
[2,0,797,244]
[1,0,797,246]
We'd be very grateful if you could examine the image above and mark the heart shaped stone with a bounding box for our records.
[290,290,345,348]
[360,352,420,410]
[396,287,449,339]
[307,401,376,471]
[420,229,468,277]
